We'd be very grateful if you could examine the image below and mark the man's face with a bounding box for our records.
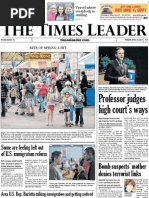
[84,152,92,161]
[115,48,124,62]
[60,75,63,80]
[55,154,62,165]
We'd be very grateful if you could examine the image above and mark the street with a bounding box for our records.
[1,101,95,129]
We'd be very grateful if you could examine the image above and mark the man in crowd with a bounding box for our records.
[84,147,95,180]
[49,151,63,180]
[1,76,8,117]
[104,47,129,84]
[55,74,67,113]
[80,71,88,107]
[26,69,33,82]
[23,77,35,116]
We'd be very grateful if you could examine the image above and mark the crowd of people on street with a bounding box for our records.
[1,69,89,127]
[49,147,95,180]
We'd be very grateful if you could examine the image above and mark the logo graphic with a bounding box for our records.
[101,5,113,14]
[0,0,45,26]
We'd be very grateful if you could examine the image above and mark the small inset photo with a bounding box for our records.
[124,179,135,193]
[99,46,148,85]
[49,145,95,180]
[47,2,74,21]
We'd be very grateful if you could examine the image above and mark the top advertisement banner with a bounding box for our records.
[100,4,148,20]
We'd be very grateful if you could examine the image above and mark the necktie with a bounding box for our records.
[120,63,124,75]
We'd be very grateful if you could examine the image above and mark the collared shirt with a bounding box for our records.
[116,58,125,75]
[1,83,8,99]
[49,163,63,180]
[116,58,123,67]
[89,156,95,164]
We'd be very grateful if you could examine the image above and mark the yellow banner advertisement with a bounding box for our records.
[101,4,148,14]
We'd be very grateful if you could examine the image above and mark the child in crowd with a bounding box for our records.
[47,87,56,126]
[63,92,72,127]
[74,88,84,127]
[65,4,74,21]
[55,5,68,21]
[10,86,17,105]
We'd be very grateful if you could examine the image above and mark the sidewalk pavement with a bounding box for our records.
[1,101,95,129]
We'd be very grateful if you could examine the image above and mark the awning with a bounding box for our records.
[1,65,13,69]
[78,53,95,69]
[16,61,31,69]
[16,61,52,69]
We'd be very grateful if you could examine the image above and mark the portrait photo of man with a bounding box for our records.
[104,47,129,84]
[99,46,148,85]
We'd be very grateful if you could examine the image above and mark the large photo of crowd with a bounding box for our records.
[1,52,95,129]
[49,145,95,180]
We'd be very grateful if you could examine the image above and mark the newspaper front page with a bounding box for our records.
[0,0,148,198]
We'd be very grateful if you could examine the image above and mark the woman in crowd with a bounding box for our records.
[47,87,56,126]
[37,80,48,112]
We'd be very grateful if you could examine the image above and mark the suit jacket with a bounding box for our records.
[80,75,88,91]
[88,159,95,180]
[104,59,128,84]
